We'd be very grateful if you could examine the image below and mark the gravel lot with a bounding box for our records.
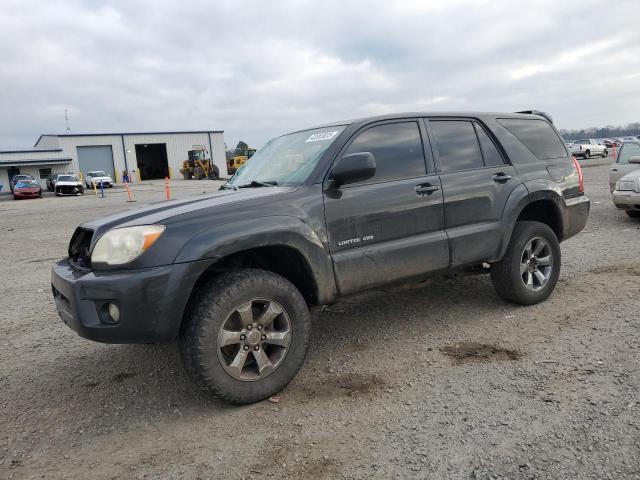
[1,163,639,480]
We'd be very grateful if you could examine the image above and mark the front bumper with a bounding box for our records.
[612,191,640,211]
[562,195,590,240]
[14,191,40,198]
[51,258,211,343]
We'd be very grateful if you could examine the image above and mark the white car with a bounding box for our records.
[569,139,607,159]
[55,174,84,196]
[85,171,113,188]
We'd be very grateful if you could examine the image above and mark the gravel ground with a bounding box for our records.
[1,164,639,480]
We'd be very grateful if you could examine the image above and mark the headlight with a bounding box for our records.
[617,180,636,192]
[91,225,165,265]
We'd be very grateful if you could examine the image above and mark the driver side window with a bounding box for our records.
[344,122,426,184]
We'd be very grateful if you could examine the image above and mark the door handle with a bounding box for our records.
[415,183,439,195]
[612,168,618,172]
[492,173,512,183]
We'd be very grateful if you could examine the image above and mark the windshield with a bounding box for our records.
[16,180,38,187]
[617,142,640,164]
[227,126,346,187]
[58,175,79,182]
[90,171,107,176]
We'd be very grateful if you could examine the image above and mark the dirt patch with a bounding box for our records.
[590,264,640,276]
[302,372,387,400]
[111,371,137,382]
[440,342,523,364]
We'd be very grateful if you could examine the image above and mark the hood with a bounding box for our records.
[57,180,82,186]
[620,168,640,181]
[82,186,296,238]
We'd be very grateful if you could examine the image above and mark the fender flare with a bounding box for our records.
[495,183,565,261]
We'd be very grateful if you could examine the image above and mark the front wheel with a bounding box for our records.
[626,210,640,218]
[180,269,310,404]
[490,221,561,305]
[583,150,590,159]
[602,149,608,158]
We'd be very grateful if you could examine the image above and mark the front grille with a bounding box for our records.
[57,185,81,195]
[68,227,93,269]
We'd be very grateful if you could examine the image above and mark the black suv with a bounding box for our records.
[52,111,589,404]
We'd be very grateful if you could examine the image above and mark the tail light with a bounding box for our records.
[572,156,584,193]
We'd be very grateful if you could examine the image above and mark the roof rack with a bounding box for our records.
[515,110,553,124]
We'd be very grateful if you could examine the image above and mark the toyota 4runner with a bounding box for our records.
[52,111,590,404]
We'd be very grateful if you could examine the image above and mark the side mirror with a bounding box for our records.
[628,156,640,164]
[329,152,376,186]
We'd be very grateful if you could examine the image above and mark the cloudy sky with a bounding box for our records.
[1,0,639,149]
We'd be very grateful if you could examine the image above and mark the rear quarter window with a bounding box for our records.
[497,118,568,160]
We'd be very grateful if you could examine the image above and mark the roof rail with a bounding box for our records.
[515,110,553,124]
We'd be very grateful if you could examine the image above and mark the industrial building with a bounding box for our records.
[0,130,226,189]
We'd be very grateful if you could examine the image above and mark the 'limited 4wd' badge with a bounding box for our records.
[337,235,374,247]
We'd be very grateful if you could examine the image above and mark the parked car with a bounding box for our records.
[52,110,590,404]
[611,167,640,218]
[599,138,619,148]
[609,141,640,193]
[9,174,35,193]
[13,179,42,200]
[569,139,607,159]
[85,171,113,188]
[55,175,84,196]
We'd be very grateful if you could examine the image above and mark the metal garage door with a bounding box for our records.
[77,145,115,180]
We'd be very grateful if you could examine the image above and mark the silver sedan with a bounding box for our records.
[612,168,640,218]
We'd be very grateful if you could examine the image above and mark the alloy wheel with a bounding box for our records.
[217,298,292,381]
[520,236,553,292]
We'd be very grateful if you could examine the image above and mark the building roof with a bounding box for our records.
[0,148,62,154]
[34,130,224,147]
[0,157,72,166]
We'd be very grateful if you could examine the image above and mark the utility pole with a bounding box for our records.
[64,109,71,133]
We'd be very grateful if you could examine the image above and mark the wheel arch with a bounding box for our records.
[497,186,565,261]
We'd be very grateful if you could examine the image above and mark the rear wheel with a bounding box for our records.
[491,221,561,305]
[180,269,310,404]
[183,170,193,180]
[583,150,590,159]
[602,149,608,158]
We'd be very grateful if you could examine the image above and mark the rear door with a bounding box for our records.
[425,118,517,267]
[323,120,448,295]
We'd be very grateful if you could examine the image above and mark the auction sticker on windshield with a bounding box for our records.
[306,131,339,142]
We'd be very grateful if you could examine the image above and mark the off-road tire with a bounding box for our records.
[193,166,204,180]
[490,221,561,305]
[180,269,311,404]
[626,210,640,218]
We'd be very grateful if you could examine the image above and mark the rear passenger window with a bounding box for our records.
[429,121,484,173]
[344,122,426,183]
[498,118,567,160]
[474,123,504,167]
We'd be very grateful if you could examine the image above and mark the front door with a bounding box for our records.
[323,120,448,295]
[426,118,518,267]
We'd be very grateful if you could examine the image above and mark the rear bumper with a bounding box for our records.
[51,259,211,343]
[612,191,640,210]
[562,195,590,240]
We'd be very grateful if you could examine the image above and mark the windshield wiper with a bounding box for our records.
[237,180,278,188]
